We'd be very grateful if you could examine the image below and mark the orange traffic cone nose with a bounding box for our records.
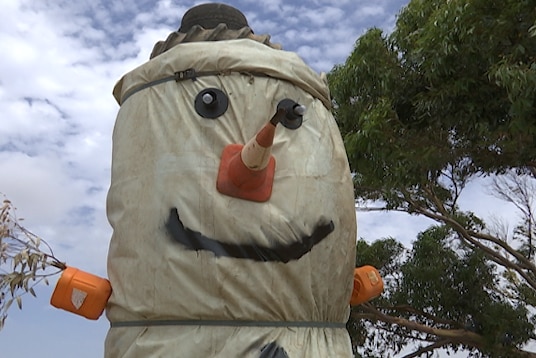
[216,120,277,202]
[216,100,305,202]
[241,121,277,169]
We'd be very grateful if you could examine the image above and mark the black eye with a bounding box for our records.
[277,99,305,129]
[194,88,228,119]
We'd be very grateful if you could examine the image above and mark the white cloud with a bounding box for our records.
[0,152,83,222]
[302,6,346,27]
[356,5,385,19]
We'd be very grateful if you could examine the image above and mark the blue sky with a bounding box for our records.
[0,1,521,357]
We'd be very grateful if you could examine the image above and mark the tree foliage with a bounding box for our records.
[331,0,536,189]
[350,229,534,357]
[0,197,66,330]
[329,0,536,356]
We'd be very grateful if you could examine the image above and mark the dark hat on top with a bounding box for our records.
[179,3,250,32]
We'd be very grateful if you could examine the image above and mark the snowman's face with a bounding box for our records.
[109,73,354,263]
[162,89,335,263]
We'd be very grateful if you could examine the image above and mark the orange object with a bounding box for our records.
[350,265,384,306]
[50,266,112,320]
[216,121,276,202]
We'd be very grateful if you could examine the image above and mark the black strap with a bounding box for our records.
[119,69,271,105]
[110,319,346,329]
[120,68,220,104]
[119,68,292,105]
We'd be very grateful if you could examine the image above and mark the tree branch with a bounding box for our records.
[424,183,536,272]
[402,339,451,358]
[380,304,463,328]
[403,188,536,290]
[355,304,536,358]
[357,303,484,347]
[423,209,536,290]
[469,229,536,271]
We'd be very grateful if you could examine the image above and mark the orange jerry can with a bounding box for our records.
[50,266,112,320]
[350,265,384,306]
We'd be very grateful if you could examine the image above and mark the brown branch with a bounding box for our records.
[402,339,451,358]
[352,312,438,344]
[469,229,536,271]
[351,303,536,358]
[380,304,463,328]
[354,304,536,358]
[418,207,536,291]
[422,184,536,273]
[357,303,484,347]
[405,192,510,265]
[402,189,536,290]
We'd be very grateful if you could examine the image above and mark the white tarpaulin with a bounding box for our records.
[105,38,356,357]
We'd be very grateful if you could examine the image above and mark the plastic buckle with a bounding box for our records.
[174,68,197,82]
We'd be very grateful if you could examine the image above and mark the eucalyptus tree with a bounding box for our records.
[329,0,536,356]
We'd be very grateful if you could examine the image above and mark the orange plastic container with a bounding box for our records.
[350,265,384,306]
[50,266,112,320]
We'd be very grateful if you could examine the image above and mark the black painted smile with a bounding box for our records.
[166,208,334,263]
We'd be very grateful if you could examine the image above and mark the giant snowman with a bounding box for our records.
[105,3,356,357]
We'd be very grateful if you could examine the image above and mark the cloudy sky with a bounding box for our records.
[0,0,521,357]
